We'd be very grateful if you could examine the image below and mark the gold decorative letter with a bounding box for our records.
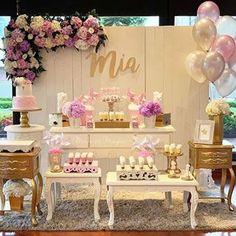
[88,50,140,79]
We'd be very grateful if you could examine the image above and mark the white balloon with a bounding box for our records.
[214,68,236,97]
[216,15,236,38]
[185,50,207,83]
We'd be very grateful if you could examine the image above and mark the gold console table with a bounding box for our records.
[188,141,235,211]
[0,147,43,225]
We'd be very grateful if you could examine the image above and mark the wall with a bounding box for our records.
[30,26,208,172]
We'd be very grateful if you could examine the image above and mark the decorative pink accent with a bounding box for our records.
[63,160,98,173]
[138,150,153,157]
[48,148,63,154]
[13,96,38,110]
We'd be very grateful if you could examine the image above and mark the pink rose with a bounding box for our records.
[17,58,28,69]
[83,15,99,29]
[42,20,51,32]
[13,50,23,60]
[70,16,82,28]
[34,36,45,48]
[6,49,14,60]
[77,26,88,40]
[88,34,99,46]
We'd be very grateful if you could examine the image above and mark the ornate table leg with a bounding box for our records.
[45,179,53,221]
[220,168,227,203]
[227,168,235,211]
[31,178,38,226]
[165,192,173,209]
[106,186,114,227]
[36,173,43,215]
[94,178,101,222]
[190,188,198,229]
[0,178,5,215]
[55,182,61,200]
[183,191,190,212]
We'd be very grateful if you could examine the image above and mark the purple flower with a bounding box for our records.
[69,100,85,118]
[26,71,36,81]
[64,37,74,47]
[19,40,30,52]
[139,101,162,117]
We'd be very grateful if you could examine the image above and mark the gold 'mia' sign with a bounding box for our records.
[87,50,140,79]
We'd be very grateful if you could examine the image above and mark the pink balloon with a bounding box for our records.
[211,35,235,62]
[197,1,220,22]
[228,40,236,72]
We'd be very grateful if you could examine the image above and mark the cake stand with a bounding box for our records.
[11,108,42,128]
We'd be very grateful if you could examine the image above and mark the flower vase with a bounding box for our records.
[9,195,24,211]
[209,114,223,145]
[48,153,62,172]
[69,118,80,127]
[144,116,156,128]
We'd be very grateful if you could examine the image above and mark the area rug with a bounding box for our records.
[0,184,236,231]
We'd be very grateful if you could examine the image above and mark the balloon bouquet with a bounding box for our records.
[185,1,236,97]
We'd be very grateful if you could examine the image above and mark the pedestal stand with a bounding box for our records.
[163,152,183,178]
[11,108,42,128]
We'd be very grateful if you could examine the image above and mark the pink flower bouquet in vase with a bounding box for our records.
[127,89,146,125]
[62,99,86,127]
[80,89,99,126]
[139,101,162,128]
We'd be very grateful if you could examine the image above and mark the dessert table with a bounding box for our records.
[49,126,175,170]
[106,172,199,229]
[45,168,101,222]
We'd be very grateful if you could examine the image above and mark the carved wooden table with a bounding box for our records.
[45,168,101,222]
[106,172,199,229]
[188,141,235,211]
[0,147,43,225]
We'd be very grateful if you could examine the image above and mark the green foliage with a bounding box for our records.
[224,115,236,134]
[100,17,146,26]
[0,98,12,109]
[227,101,236,108]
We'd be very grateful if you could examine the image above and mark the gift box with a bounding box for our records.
[156,113,171,127]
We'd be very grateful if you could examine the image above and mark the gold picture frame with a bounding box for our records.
[194,120,215,144]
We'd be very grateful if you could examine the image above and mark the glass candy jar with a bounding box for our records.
[48,148,63,172]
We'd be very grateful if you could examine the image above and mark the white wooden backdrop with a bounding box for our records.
[30,26,208,171]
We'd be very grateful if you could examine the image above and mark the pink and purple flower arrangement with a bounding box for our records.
[139,101,162,117]
[68,100,86,118]
[4,11,107,82]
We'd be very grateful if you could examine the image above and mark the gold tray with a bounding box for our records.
[95,121,130,128]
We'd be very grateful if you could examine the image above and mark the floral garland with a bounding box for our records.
[3,11,107,82]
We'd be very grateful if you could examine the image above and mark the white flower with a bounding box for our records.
[12,61,18,68]
[3,179,31,197]
[22,54,28,60]
[4,59,14,73]
[28,49,34,56]
[28,34,33,40]
[16,37,23,43]
[15,14,28,29]
[74,39,89,50]
[206,99,231,116]
[51,20,61,31]
[4,27,11,37]
[88,27,94,34]
[30,16,44,31]
[30,57,39,69]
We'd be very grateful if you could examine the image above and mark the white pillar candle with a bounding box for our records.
[103,112,109,121]
[186,164,190,177]
[176,144,182,154]
[119,156,126,169]
[87,152,94,164]
[147,156,154,168]
[129,156,136,168]
[164,144,169,153]
[68,152,74,164]
[169,143,176,154]
[99,112,104,121]
[74,152,80,164]
[109,112,115,121]
[138,156,145,169]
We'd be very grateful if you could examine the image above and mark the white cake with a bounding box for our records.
[12,77,38,110]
